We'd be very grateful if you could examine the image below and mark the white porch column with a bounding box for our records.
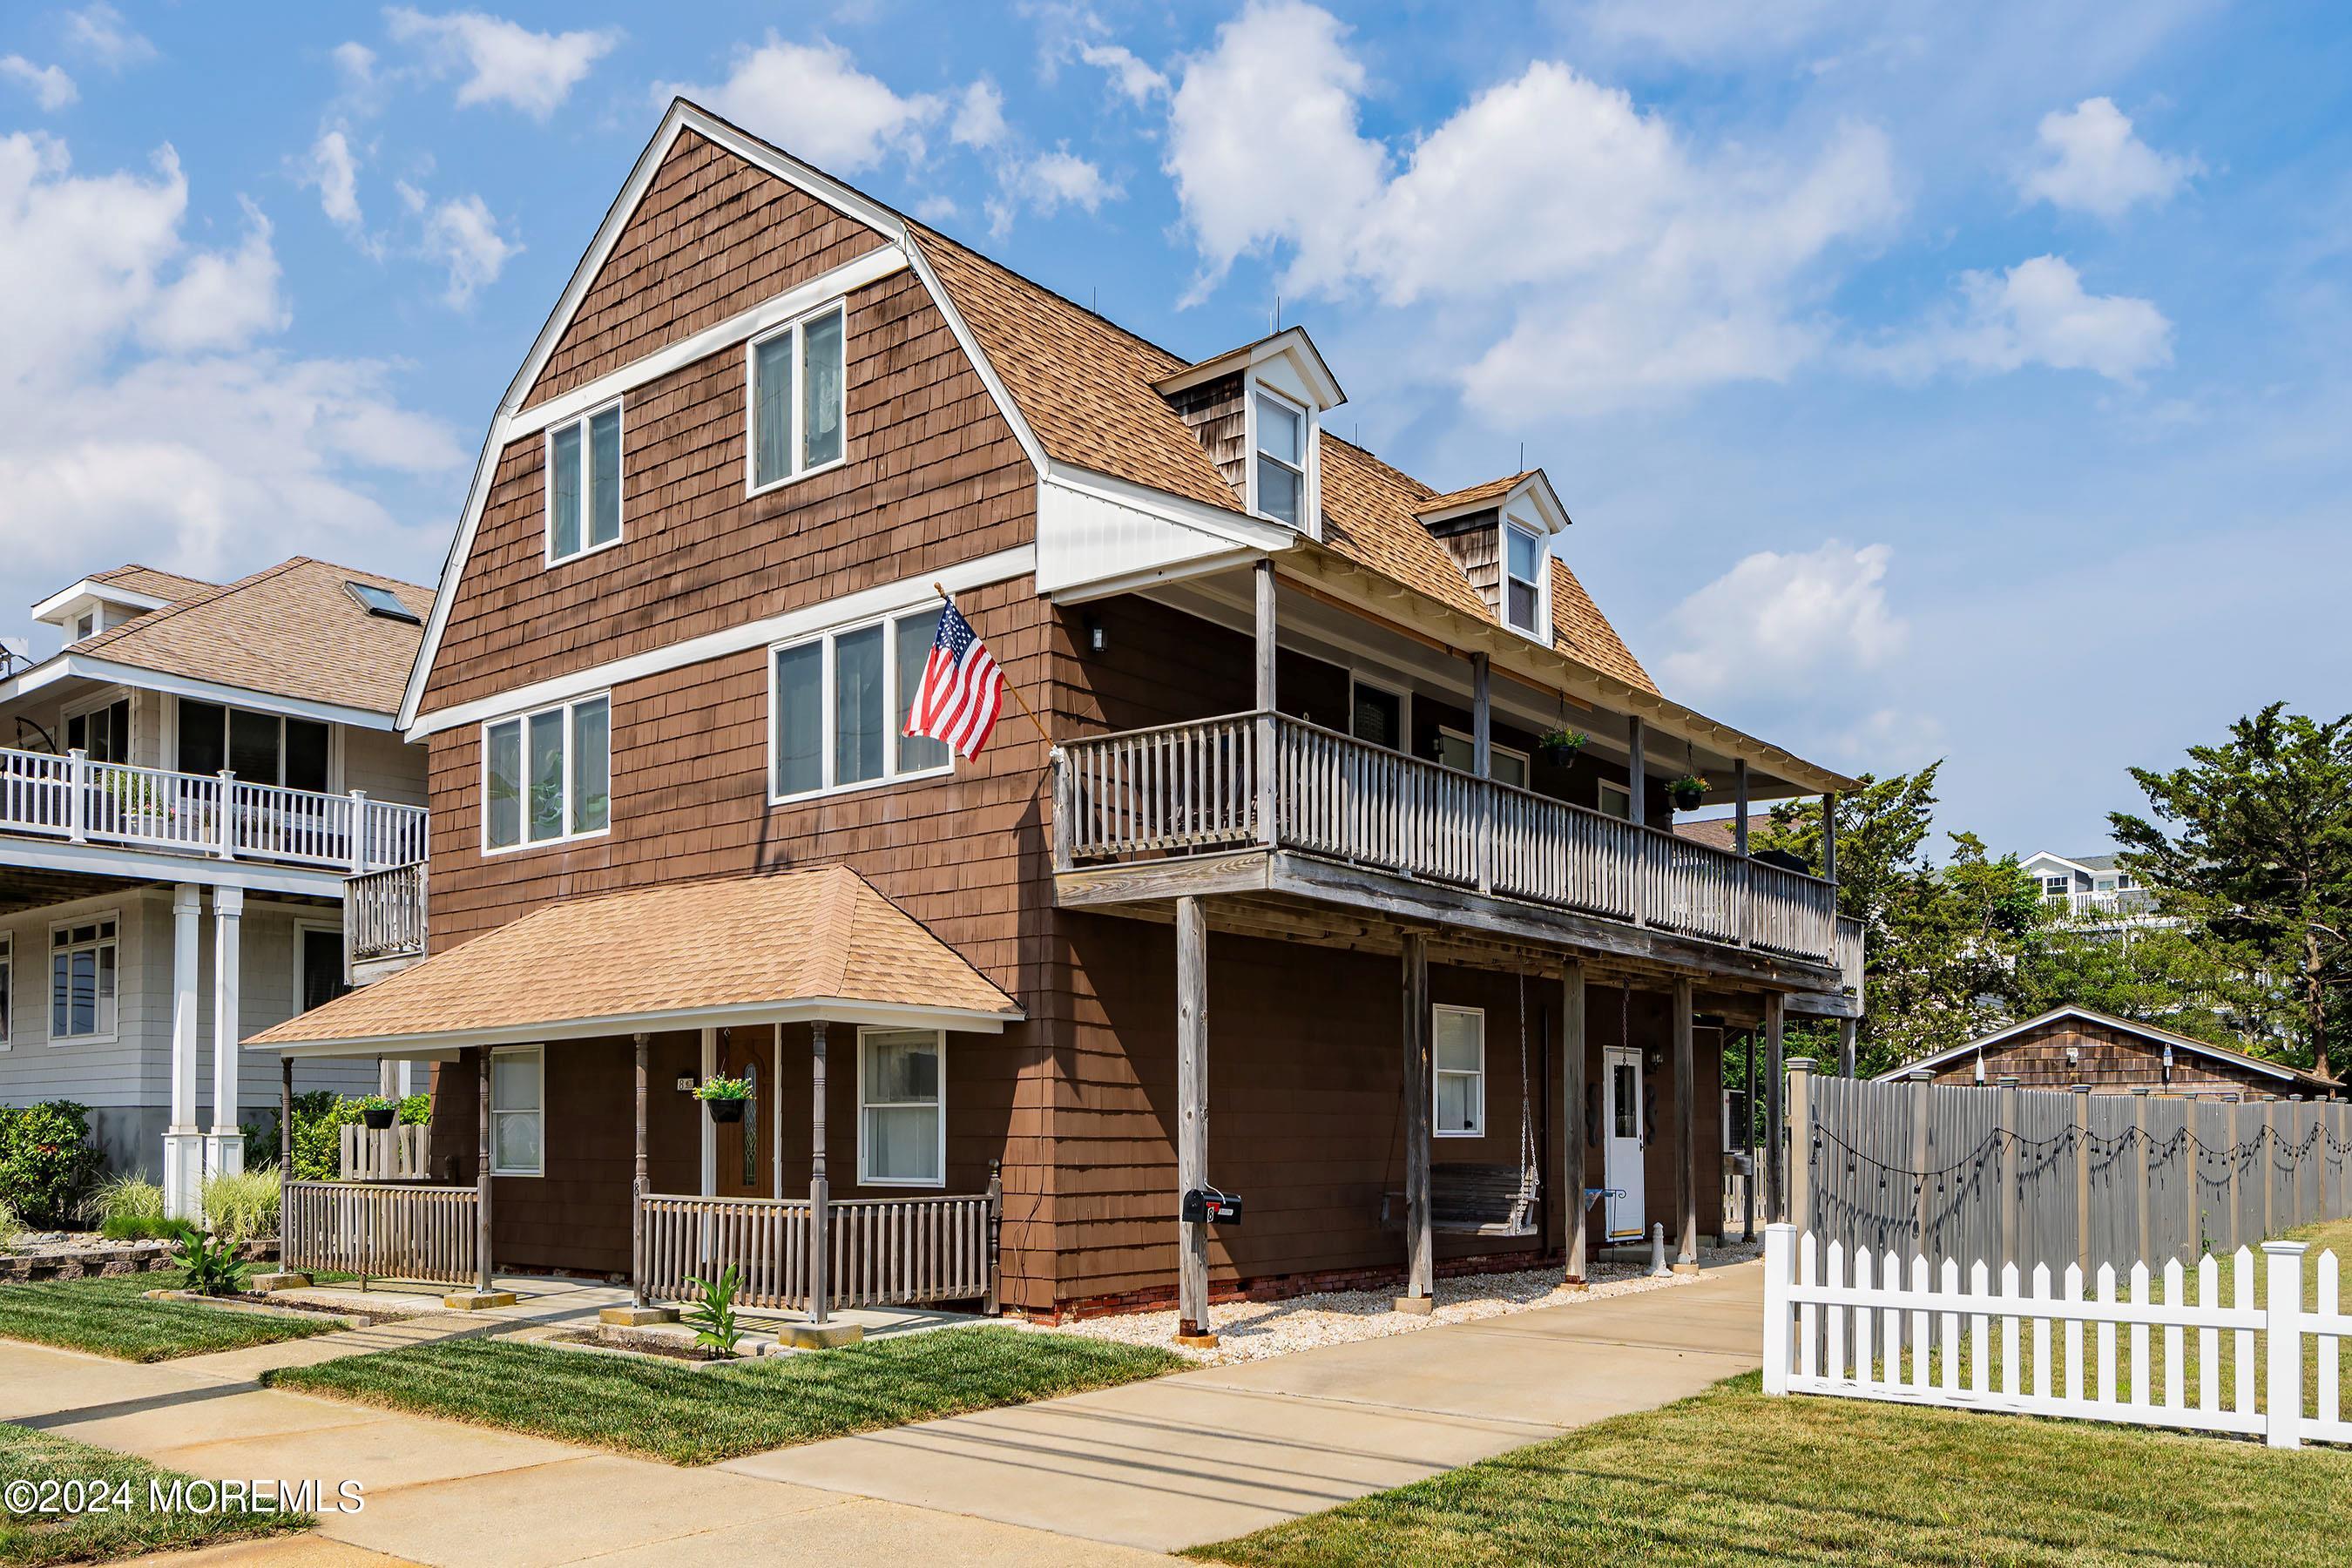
[162,884,205,1220]
[203,887,245,1180]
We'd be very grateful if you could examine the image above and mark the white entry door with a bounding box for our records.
[1604,1046,1646,1240]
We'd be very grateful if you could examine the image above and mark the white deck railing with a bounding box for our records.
[1764,1224,2352,1450]
[1054,712,1842,965]
[638,1189,998,1313]
[0,745,425,873]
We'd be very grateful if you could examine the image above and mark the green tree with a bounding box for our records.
[2111,704,2352,1078]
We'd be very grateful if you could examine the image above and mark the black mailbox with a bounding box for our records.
[1181,1187,1243,1226]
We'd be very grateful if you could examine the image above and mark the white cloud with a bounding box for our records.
[1872,254,2173,383]
[302,129,364,233]
[1659,540,1905,703]
[420,193,519,308]
[0,132,463,604]
[1,57,77,111]
[64,4,154,68]
[1161,3,1899,410]
[659,37,943,172]
[333,41,377,84]
[1080,42,1167,104]
[952,80,1007,149]
[2019,97,2198,219]
[384,8,618,120]
[987,147,1119,237]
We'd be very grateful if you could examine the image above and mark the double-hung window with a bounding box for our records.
[483,695,611,851]
[859,1028,943,1186]
[546,401,622,563]
[51,917,116,1042]
[1504,522,1544,635]
[1253,389,1307,527]
[489,1046,543,1176]
[1433,1004,1484,1137]
[770,610,950,800]
[747,303,847,492]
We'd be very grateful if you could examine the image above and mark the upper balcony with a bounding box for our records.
[1051,711,1857,1006]
[0,745,428,889]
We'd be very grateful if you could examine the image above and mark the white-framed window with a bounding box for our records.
[489,1045,543,1176]
[2042,875,2070,897]
[545,399,623,564]
[769,609,952,801]
[175,700,332,793]
[65,694,133,765]
[858,1027,943,1186]
[294,921,350,1014]
[0,934,11,1049]
[1598,780,1632,821]
[1436,727,1529,790]
[1348,676,1407,753]
[73,611,95,642]
[1251,386,1308,527]
[1433,1004,1484,1137]
[49,916,117,1043]
[747,301,847,494]
[1503,520,1545,636]
[483,694,612,853]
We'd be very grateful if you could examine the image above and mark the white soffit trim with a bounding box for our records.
[1037,460,1293,598]
[0,654,395,730]
[0,835,348,899]
[396,97,1051,733]
[1417,470,1571,536]
[407,544,1036,739]
[31,579,172,622]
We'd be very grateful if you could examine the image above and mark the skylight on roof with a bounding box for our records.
[347,582,421,624]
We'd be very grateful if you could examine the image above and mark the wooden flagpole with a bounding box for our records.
[933,582,1051,747]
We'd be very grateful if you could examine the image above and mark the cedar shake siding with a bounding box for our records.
[1165,371,1247,497]
[522,129,893,410]
[1923,1016,2325,1098]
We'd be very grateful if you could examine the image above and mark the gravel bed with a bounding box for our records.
[1035,1241,1765,1365]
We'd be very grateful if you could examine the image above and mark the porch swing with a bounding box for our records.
[1381,976,1541,1239]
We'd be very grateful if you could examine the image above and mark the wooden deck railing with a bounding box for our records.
[282,1179,478,1287]
[1055,712,1842,966]
[638,1189,997,1313]
[347,861,428,968]
[0,745,427,873]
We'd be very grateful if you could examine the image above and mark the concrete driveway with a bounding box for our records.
[723,1259,1766,1553]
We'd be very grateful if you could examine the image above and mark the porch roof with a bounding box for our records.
[247,866,1024,1057]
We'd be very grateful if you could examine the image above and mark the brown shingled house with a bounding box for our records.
[1882,1008,2342,1098]
[249,100,1864,1337]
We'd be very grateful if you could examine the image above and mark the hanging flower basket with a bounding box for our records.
[1536,728,1588,767]
[697,1077,751,1123]
[1667,774,1710,812]
[357,1096,395,1130]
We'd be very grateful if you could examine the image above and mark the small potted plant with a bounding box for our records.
[696,1076,752,1124]
[1536,727,1587,767]
[1667,774,1710,812]
[356,1094,396,1131]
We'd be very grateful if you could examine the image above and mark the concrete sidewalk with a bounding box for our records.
[725,1259,1766,1552]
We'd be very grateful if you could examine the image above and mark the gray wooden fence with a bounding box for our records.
[1791,1063,2352,1277]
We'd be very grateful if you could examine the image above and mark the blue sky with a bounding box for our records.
[1,1,2345,857]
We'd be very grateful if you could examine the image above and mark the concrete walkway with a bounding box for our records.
[727,1259,1767,1553]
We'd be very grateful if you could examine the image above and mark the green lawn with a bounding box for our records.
[266,1325,1182,1465]
[0,1422,312,1566]
[0,1274,341,1363]
[1193,1369,2352,1567]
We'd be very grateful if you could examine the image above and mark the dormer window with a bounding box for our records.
[1504,522,1544,636]
[1253,389,1307,527]
[73,612,95,643]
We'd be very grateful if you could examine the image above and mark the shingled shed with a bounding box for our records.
[1883,1006,2342,1098]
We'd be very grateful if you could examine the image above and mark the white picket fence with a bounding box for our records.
[1762,1222,2352,1450]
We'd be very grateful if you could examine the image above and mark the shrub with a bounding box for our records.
[0,1100,104,1228]
[201,1167,281,1243]
[0,1195,20,1244]
[101,1214,201,1244]
[87,1172,166,1227]
[173,1231,247,1295]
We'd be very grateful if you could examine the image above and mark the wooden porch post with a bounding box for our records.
[475,1046,492,1295]
[1471,653,1492,893]
[1400,930,1434,1311]
[1765,992,1787,1221]
[1254,558,1278,849]
[1673,977,1698,1273]
[1821,792,1839,883]
[771,1024,784,1200]
[1562,958,1587,1286]
[810,1021,831,1326]
[1840,1017,1857,1079]
[1734,760,1750,855]
[1742,1029,1758,1241]
[278,1056,294,1173]
[1626,718,1646,825]
[1175,895,1213,1341]
[632,1032,650,1307]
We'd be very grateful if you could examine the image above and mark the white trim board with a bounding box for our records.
[32,578,172,623]
[0,835,349,900]
[0,653,396,732]
[407,544,1034,740]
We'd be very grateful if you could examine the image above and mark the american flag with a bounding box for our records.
[905,598,1003,759]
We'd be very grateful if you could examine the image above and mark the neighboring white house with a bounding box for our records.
[2018,849,2173,929]
[0,560,430,1216]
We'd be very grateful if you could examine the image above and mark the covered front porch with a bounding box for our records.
[247,867,1022,1336]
